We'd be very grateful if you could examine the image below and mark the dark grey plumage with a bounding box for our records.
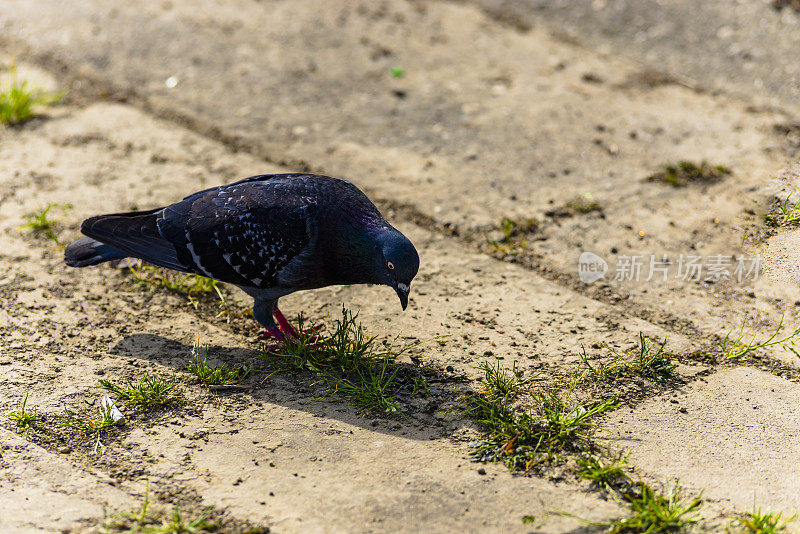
[65,174,420,337]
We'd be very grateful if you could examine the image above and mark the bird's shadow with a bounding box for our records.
[109,333,466,441]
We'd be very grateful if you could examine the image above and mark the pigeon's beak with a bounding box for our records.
[394,282,410,311]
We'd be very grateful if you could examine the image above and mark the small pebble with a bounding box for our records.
[477,467,486,475]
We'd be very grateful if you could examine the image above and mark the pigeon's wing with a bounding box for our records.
[156,180,316,288]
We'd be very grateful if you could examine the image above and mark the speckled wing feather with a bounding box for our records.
[156,177,316,289]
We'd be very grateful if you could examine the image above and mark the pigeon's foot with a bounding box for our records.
[260,310,324,353]
[260,327,287,342]
[302,324,324,336]
[260,328,295,354]
[298,324,325,345]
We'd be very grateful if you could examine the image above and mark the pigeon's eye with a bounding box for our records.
[387,261,395,270]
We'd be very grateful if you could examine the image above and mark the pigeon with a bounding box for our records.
[64,173,420,341]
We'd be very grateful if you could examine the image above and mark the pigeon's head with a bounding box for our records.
[374,227,419,310]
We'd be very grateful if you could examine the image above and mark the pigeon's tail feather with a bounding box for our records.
[64,236,127,267]
[78,209,189,272]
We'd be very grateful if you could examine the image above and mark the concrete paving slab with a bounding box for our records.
[0,428,134,533]
[469,0,800,114]
[130,403,622,533]
[603,367,800,513]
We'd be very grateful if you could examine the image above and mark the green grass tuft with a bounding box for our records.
[574,452,630,490]
[0,65,62,125]
[463,360,619,470]
[478,359,532,398]
[567,194,602,214]
[259,307,433,414]
[557,467,704,532]
[130,265,224,305]
[777,192,800,225]
[188,340,250,386]
[607,479,703,533]
[721,313,800,360]
[576,333,676,384]
[323,356,407,413]
[648,160,731,187]
[103,482,223,534]
[7,392,38,439]
[59,401,121,454]
[485,217,538,255]
[390,66,404,78]
[100,373,183,408]
[733,500,796,533]
[20,203,72,245]
[472,340,705,531]
[130,265,248,322]
[59,404,118,434]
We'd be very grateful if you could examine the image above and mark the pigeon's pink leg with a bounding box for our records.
[273,309,301,339]
[272,309,324,344]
